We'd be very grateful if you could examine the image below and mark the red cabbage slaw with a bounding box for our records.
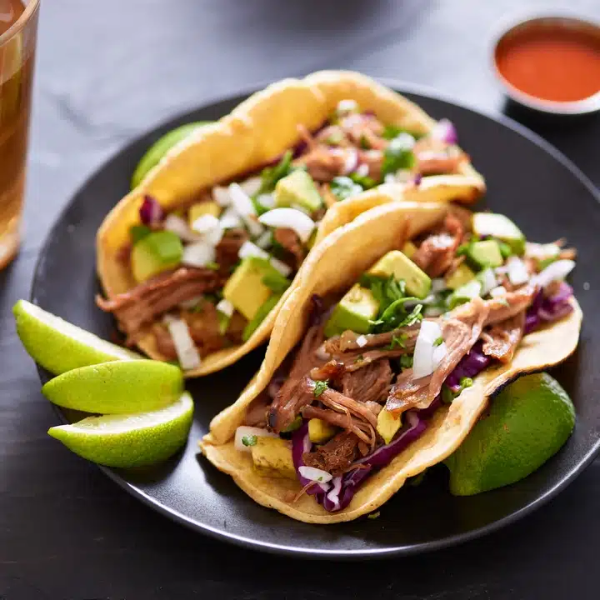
[288,282,575,513]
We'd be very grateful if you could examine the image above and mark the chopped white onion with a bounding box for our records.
[239,176,262,197]
[525,242,560,260]
[239,240,270,261]
[336,99,359,116]
[432,341,448,370]
[165,317,200,371]
[269,257,292,277]
[395,169,414,183]
[255,230,273,249]
[298,466,333,484]
[191,214,223,246]
[431,278,446,293]
[258,208,315,243]
[356,335,368,348]
[164,214,199,242]
[384,173,397,184]
[216,298,234,318]
[478,268,498,296]
[257,193,276,209]
[489,286,507,298]
[234,426,277,453]
[182,241,216,267]
[229,183,263,236]
[212,186,232,207]
[356,163,369,177]
[413,320,443,379]
[532,259,576,289]
[220,206,243,230]
[341,148,359,174]
[507,257,530,286]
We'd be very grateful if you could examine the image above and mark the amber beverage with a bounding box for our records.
[0,0,38,269]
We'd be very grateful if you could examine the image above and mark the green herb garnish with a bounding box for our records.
[242,435,257,447]
[313,380,329,398]
[258,150,294,194]
[381,133,416,177]
[433,336,444,347]
[387,333,407,350]
[400,354,413,369]
[382,125,423,140]
[205,261,220,271]
[349,171,376,190]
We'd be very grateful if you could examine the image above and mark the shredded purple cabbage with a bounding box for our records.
[413,173,423,186]
[445,342,492,394]
[525,282,574,334]
[139,194,164,226]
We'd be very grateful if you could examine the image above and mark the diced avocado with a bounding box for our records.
[188,200,220,226]
[467,240,503,270]
[223,257,279,321]
[274,170,323,213]
[131,230,183,283]
[309,418,337,444]
[324,284,379,338]
[448,279,482,309]
[251,437,296,479]
[377,409,402,444]
[402,241,417,259]
[242,293,282,342]
[445,263,476,291]
[472,213,525,255]
[369,250,431,299]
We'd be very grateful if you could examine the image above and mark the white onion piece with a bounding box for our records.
[315,343,332,361]
[182,241,216,267]
[432,341,447,370]
[298,466,333,484]
[341,148,359,174]
[478,268,498,296]
[255,230,273,249]
[220,206,242,229]
[356,335,368,348]
[164,214,199,242]
[257,193,276,209]
[229,183,263,236]
[239,240,270,261]
[431,278,446,293]
[192,214,219,234]
[165,317,200,371]
[525,242,560,260]
[269,257,292,277]
[336,99,359,116]
[507,257,530,286]
[234,426,277,453]
[216,298,234,318]
[532,259,576,289]
[212,186,232,207]
[356,163,369,177]
[239,176,262,197]
[326,476,343,511]
[395,169,413,183]
[489,286,507,298]
[384,173,397,184]
[413,320,443,379]
[258,208,315,243]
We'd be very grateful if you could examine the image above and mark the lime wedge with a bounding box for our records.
[13,300,140,375]
[48,392,194,468]
[446,373,575,496]
[42,360,183,414]
[131,122,212,189]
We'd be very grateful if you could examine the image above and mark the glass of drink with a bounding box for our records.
[0,0,38,269]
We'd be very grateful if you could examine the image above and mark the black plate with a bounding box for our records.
[31,82,600,559]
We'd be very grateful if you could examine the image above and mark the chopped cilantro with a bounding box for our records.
[349,171,376,190]
[330,176,363,201]
[433,336,444,347]
[130,225,152,244]
[205,261,220,271]
[400,354,413,369]
[382,125,422,140]
[281,415,303,433]
[313,380,329,398]
[381,133,416,177]
[241,435,257,447]
[262,273,291,293]
[387,334,407,350]
[258,151,294,194]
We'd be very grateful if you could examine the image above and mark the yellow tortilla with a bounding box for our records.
[200,201,582,524]
[97,71,486,376]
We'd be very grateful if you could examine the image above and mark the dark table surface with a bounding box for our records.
[2,1,600,598]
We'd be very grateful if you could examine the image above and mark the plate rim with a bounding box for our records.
[31,77,600,560]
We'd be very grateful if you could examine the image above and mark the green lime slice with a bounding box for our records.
[42,360,183,414]
[48,392,194,468]
[131,121,212,189]
[446,372,575,496]
[13,300,140,375]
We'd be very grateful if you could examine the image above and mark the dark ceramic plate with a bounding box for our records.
[31,82,600,559]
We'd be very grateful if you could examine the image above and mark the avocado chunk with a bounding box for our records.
[445,263,476,290]
[324,284,379,338]
[275,170,323,213]
[448,279,482,309]
[242,293,282,342]
[377,409,402,445]
[188,200,220,226]
[402,241,417,259]
[467,240,503,270]
[223,257,281,321]
[251,437,296,479]
[131,230,183,283]
[309,418,337,444]
[473,213,525,255]
[369,250,431,299]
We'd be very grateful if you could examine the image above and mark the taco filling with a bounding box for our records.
[97,100,471,371]
[232,211,577,512]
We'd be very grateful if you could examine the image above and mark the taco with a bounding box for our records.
[96,71,485,376]
[200,201,582,524]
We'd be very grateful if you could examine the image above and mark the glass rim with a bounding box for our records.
[0,0,40,47]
